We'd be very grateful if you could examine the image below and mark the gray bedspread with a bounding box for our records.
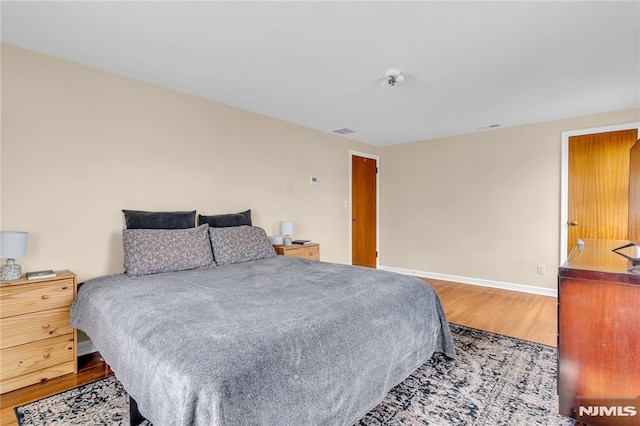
[71,256,455,425]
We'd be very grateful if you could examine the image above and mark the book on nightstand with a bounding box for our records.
[26,270,56,280]
[292,240,312,245]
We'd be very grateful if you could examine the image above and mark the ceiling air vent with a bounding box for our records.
[477,124,501,131]
[332,128,355,135]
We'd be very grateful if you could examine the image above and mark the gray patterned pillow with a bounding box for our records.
[209,225,277,266]
[123,224,214,276]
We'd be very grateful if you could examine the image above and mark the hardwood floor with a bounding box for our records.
[426,279,557,347]
[0,280,557,425]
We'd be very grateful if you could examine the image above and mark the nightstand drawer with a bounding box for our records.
[1,307,73,349]
[0,278,74,318]
[280,244,320,261]
[0,334,75,382]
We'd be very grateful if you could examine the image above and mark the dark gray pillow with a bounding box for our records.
[123,210,196,229]
[123,224,214,276]
[198,209,252,228]
[209,225,276,266]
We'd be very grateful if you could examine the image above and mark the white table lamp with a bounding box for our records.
[0,231,29,280]
[281,221,294,247]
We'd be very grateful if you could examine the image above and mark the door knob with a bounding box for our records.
[569,221,578,226]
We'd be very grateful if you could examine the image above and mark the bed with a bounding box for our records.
[70,218,455,425]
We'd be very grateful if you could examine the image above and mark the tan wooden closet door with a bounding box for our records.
[568,129,637,253]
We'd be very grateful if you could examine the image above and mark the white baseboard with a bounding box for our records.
[378,265,558,297]
[77,339,98,356]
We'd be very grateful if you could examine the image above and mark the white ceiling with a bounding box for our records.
[1,1,639,146]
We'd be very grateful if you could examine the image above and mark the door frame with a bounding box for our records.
[349,150,380,267]
[560,121,640,264]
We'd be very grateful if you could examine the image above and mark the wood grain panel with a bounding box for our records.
[0,307,72,349]
[630,139,640,240]
[274,244,320,261]
[558,239,640,421]
[0,334,75,382]
[568,129,637,254]
[0,279,74,318]
[0,362,76,395]
[0,271,78,396]
[558,279,640,414]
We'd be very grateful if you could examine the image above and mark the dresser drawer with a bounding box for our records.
[0,334,75,382]
[0,362,76,394]
[1,307,73,349]
[0,278,74,318]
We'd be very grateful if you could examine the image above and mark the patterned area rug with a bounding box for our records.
[15,324,574,425]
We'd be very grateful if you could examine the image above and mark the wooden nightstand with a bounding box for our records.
[274,243,320,261]
[0,270,78,394]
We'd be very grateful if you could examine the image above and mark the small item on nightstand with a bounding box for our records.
[269,235,284,245]
[26,269,56,280]
[292,240,312,245]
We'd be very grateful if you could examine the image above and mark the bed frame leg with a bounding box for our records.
[129,395,147,426]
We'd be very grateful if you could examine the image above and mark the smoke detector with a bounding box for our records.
[384,69,405,86]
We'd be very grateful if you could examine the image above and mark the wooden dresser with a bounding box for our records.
[0,270,77,393]
[558,240,640,424]
[274,243,320,261]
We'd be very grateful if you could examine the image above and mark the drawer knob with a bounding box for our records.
[43,352,50,358]
[42,324,51,329]
[41,295,50,300]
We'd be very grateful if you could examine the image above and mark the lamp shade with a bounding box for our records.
[281,221,294,236]
[0,231,28,258]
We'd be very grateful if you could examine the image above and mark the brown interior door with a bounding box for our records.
[629,139,640,241]
[352,155,377,267]
[568,129,638,253]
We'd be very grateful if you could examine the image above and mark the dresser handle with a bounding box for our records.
[43,352,50,358]
[41,295,50,300]
[62,286,68,290]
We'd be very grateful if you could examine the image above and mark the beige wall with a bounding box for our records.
[3,44,639,293]
[1,44,378,282]
[379,108,640,290]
